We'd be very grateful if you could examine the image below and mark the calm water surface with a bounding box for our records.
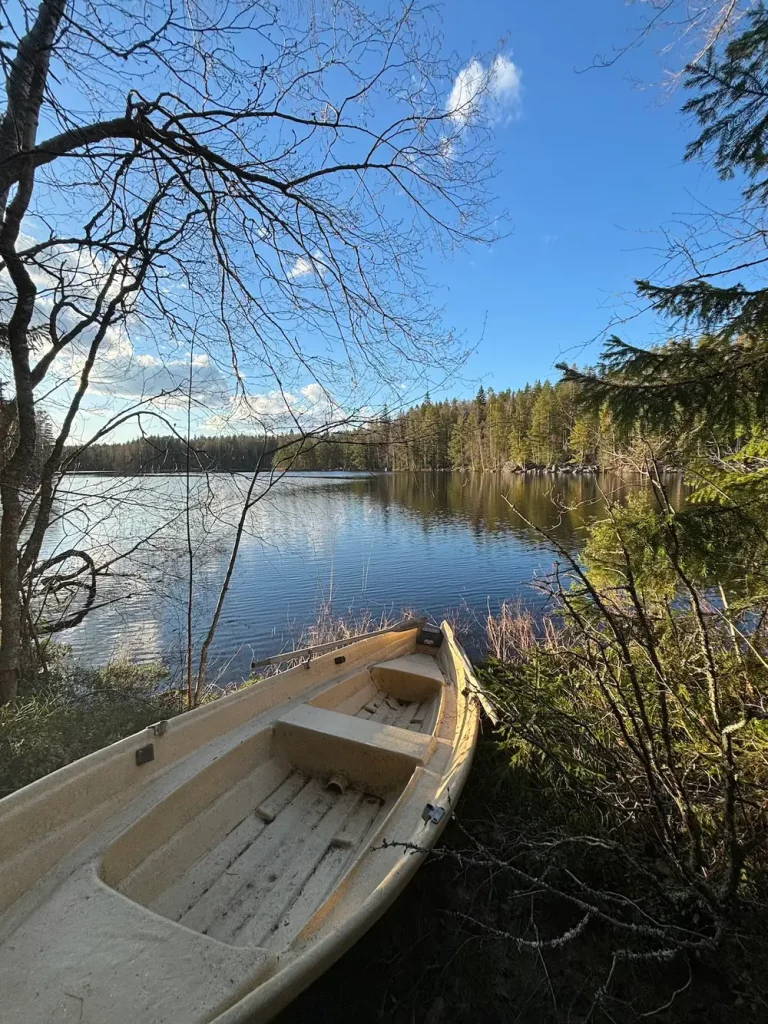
[46,471,683,683]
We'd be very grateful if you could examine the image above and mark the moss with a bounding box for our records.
[0,651,183,798]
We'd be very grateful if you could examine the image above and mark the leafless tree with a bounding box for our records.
[586,0,753,75]
[0,0,504,702]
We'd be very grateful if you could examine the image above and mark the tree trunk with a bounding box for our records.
[0,479,21,702]
[0,0,66,703]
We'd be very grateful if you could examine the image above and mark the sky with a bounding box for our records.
[12,0,749,442]
[426,0,742,395]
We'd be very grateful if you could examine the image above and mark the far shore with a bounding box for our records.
[64,464,685,477]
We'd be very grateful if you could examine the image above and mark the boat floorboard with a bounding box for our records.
[355,692,435,732]
[147,769,384,950]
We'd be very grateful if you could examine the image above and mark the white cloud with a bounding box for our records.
[287,250,326,280]
[301,382,324,404]
[90,353,230,404]
[446,59,484,125]
[446,54,522,126]
[491,55,522,102]
[439,137,455,161]
[2,234,140,363]
[8,231,353,440]
[0,233,240,412]
[199,383,345,434]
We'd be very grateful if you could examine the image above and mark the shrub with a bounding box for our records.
[470,482,768,1012]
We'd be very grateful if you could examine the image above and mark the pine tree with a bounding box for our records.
[569,413,598,465]
[559,7,768,432]
[449,412,468,468]
[529,383,561,465]
[487,390,511,468]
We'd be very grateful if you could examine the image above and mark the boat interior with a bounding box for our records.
[100,652,446,953]
[0,626,478,1024]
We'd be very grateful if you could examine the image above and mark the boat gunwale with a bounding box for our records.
[0,623,423,815]
[250,616,426,668]
[0,626,421,934]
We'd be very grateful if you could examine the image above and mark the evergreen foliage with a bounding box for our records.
[67,382,607,474]
[560,334,768,434]
[559,6,768,431]
[474,20,768,991]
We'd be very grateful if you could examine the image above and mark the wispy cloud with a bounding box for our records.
[200,382,346,433]
[446,54,522,126]
[287,250,326,280]
[90,351,230,405]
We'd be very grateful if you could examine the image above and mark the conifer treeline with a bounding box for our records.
[67,381,627,474]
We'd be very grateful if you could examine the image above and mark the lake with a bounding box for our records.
[45,471,684,683]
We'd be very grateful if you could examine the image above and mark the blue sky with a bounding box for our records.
[29,0,746,442]
[428,0,740,395]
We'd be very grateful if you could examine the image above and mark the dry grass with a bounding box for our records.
[249,602,424,681]
[296,600,421,648]
[484,600,562,663]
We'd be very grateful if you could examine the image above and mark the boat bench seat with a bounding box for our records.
[274,703,436,796]
[371,654,445,702]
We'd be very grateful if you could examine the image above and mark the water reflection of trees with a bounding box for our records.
[349,472,688,548]
[52,471,691,677]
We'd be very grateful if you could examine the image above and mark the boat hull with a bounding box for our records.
[0,622,482,1023]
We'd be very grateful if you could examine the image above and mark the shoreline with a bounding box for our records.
[63,465,686,477]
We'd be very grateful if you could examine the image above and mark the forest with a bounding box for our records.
[66,379,684,474]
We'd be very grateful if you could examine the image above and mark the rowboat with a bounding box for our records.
[0,620,487,1023]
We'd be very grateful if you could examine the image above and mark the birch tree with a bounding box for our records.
[0,0,506,702]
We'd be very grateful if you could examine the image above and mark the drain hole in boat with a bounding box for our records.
[325,774,348,795]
